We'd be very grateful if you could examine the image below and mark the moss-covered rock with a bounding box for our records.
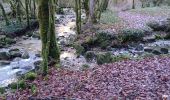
[0,35,16,48]
[119,28,144,43]
[96,52,113,65]
[84,51,96,62]
[72,44,85,57]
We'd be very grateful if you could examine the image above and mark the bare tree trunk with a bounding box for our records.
[0,2,10,25]
[75,0,81,34]
[89,0,97,23]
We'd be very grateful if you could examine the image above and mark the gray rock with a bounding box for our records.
[21,66,32,70]
[21,51,30,59]
[0,51,10,60]
[160,48,169,54]
[0,60,10,66]
[35,53,41,57]
[9,48,22,58]
[135,44,144,51]
[144,47,153,53]
[34,60,42,70]
[152,50,161,55]
[12,66,20,69]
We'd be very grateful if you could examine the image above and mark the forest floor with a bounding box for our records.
[6,56,170,100]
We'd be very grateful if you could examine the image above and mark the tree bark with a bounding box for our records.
[0,2,10,25]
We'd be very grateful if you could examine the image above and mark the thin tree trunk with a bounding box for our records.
[0,2,10,25]
[38,0,50,75]
[75,0,81,34]
[48,0,60,63]
[25,0,30,27]
[89,0,97,23]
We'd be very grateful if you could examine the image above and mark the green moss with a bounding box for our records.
[31,84,37,94]
[10,82,17,90]
[112,54,130,62]
[85,51,96,62]
[82,64,90,70]
[73,44,85,56]
[155,34,164,40]
[10,80,26,90]
[119,28,144,43]
[96,52,113,65]
[25,72,37,81]
[18,80,26,89]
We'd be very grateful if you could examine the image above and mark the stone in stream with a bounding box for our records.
[21,51,30,59]
[144,47,153,53]
[0,51,10,60]
[0,60,10,66]
[135,44,144,51]
[9,48,22,58]
[21,66,32,70]
[152,50,161,55]
[160,48,169,54]
[34,60,42,71]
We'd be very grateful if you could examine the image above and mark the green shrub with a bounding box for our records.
[119,28,144,43]
[10,82,17,90]
[10,80,26,90]
[0,87,5,94]
[18,80,26,89]
[25,72,37,81]
[96,52,113,65]
[31,84,37,95]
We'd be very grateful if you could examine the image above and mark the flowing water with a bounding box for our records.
[0,8,92,87]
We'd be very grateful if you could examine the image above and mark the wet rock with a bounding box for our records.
[12,66,20,69]
[21,66,32,70]
[21,51,30,59]
[34,60,42,70]
[152,50,161,55]
[135,44,144,51]
[0,51,10,60]
[160,48,169,54]
[143,36,156,43]
[9,48,22,58]
[35,53,41,57]
[144,47,153,53]
[0,60,10,66]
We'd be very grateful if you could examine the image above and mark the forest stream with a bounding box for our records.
[1,8,170,87]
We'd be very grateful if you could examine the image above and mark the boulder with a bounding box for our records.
[0,60,10,66]
[34,60,42,71]
[85,51,96,62]
[160,48,169,54]
[152,50,161,55]
[135,44,144,51]
[9,48,22,58]
[0,51,10,60]
[21,51,30,59]
[144,47,153,53]
[21,66,32,70]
